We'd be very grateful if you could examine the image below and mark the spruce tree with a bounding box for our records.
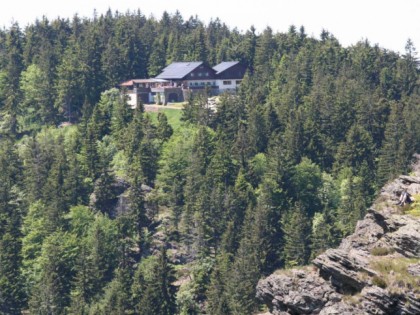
[134,247,177,315]
[138,116,159,186]
[206,253,232,315]
[0,231,24,315]
[377,101,407,186]
[2,23,24,136]
[226,206,261,315]
[29,232,77,315]
[156,112,174,142]
[281,203,311,267]
[43,137,69,232]
[0,140,25,313]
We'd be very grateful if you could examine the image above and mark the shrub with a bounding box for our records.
[405,194,420,217]
[370,247,395,256]
[370,258,420,293]
[372,275,387,288]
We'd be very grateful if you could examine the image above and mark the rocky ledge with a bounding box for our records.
[257,170,420,315]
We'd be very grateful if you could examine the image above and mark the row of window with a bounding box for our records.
[190,70,244,78]
[189,81,215,86]
[223,80,242,85]
[190,72,210,77]
[187,80,242,86]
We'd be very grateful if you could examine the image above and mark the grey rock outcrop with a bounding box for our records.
[89,176,153,218]
[257,169,420,315]
[256,269,346,315]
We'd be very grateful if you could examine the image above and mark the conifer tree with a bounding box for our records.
[0,140,25,313]
[281,203,311,267]
[92,167,117,215]
[137,115,160,186]
[226,206,261,315]
[110,88,132,145]
[55,41,88,122]
[398,39,419,96]
[84,213,119,300]
[156,112,174,142]
[212,94,245,142]
[1,23,24,136]
[336,172,366,236]
[181,126,214,256]
[148,37,167,77]
[68,245,95,315]
[43,136,69,232]
[377,101,408,186]
[334,124,374,175]
[91,266,134,315]
[206,131,236,187]
[206,253,232,315]
[19,64,55,131]
[223,169,255,255]
[134,247,177,315]
[29,232,78,315]
[0,232,25,314]
[246,103,268,154]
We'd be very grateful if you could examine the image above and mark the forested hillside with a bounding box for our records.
[0,9,419,315]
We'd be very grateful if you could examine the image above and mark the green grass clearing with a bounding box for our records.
[147,108,183,131]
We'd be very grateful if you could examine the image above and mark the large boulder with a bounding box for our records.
[256,269,342,315]
[312,248,374,294]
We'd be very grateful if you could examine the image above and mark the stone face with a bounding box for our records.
[256,170,420,315]
[318,303,359,315]
[339,209,389,251]
[383,215,420,257]
[360,286,398,315]
[312,249,373,294]
[407,263,420,276]
[402,293,420,314]
[256,269,342,315]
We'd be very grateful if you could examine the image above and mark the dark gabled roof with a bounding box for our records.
[213,61,240,74]
[156,62,203,79]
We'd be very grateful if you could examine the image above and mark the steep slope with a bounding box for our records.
[257,161,420,315]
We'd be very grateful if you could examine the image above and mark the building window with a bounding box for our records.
[201,82,205,86]
[205,72,209,77]
[191,73,194,77]
[223,80,232,85]
[236,80,242,85]
[194,82,199,86]
[198,73,202,77]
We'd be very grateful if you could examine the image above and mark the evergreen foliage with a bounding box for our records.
[0,9,418,314]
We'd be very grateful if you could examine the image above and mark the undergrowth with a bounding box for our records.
[370,247,395,256]
[404,194,420,216]
[370,258,420,293]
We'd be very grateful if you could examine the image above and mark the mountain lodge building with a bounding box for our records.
[120,61,246,107]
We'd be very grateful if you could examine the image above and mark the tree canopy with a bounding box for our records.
[0,9,419,314]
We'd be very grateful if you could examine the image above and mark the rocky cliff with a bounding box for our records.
[256,166,420,314]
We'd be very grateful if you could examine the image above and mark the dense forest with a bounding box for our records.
[0,8,419,315]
